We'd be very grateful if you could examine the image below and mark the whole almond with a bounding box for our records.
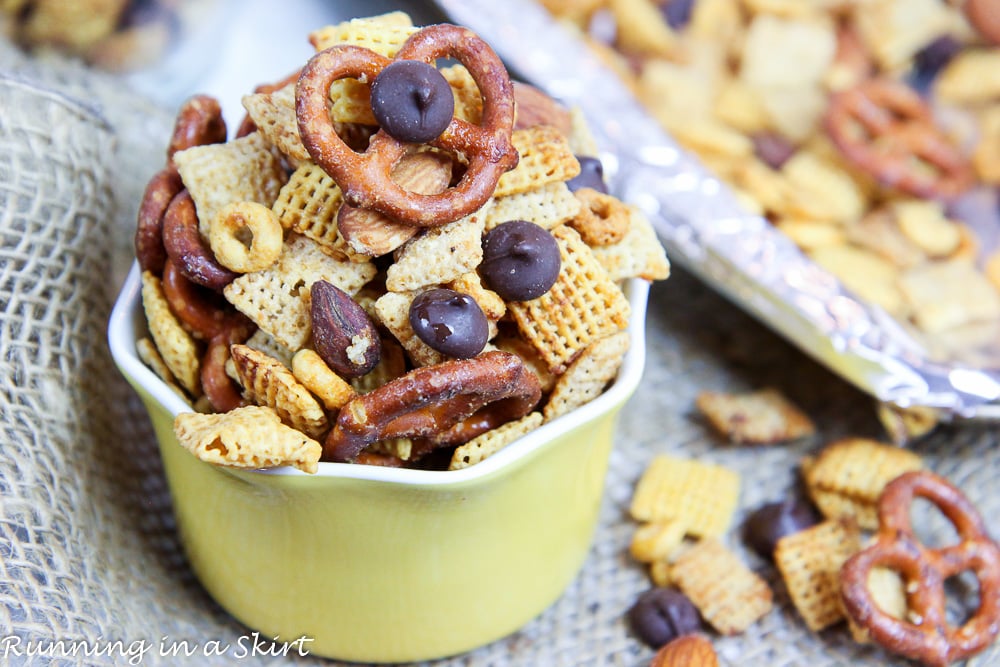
[310,280,381,378]
[649,634,719,667]
[338,151,453,257]
[513,81,572,135]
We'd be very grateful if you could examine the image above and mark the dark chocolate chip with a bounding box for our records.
[752,131,797,170]
[743,498,821,561]
[566,155,608,194]
[370,60,455,144]
[409,288,489,359]
[627,587,702,649]
[660,0,696,30]
[480,220,561,301]
[910,35,963,93]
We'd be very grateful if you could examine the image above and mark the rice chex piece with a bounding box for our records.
[291,349,356,411]
[485,181,581,231]
[492,335,556,393]
[230,345,329,439]
[385,201,490,292]
[174,132,286,237]
[494,126,581,198]
[174,405,322,474]
[243,329,295,369]
[241,83,310,165]
[591,206,671,281]
[442,64,484,125]
[449,412,544,470]
[695,387,816,445]
[774,518,862,632]
[806,487,879,531]
[629,517,687,563]
[671,538,773,635]
[373,291,446,367]
[543,331,628,421]
[805,437,923,504]
[140,271,200,395]
[630,455,740,538]
[309,12,415,52]
[136,337,188,401]
[224,235,376,350]
[271,163,361,260]
[509,225,630,373]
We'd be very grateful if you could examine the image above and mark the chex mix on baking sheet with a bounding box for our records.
[133,12,669,474]
[542,0,1000,364]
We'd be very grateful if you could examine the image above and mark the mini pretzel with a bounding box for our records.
[840,471,1000,667]
[162,190,239,291]
[323,350,541,462]
[161,259,252,341]
[167,95,227,163]
[200,330,251,413]
[296,24,518,227]
[208,201,284,273]
[135,167,183,274]
[825,79,973,200]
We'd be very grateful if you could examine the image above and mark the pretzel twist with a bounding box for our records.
[840,471,1000,667]
[323,351,541,462]
[161,259,251,341]
[296,24,518,227]
[167,94,227,163]
[135,167,183,274]
[824,79,973,200]
[162,190,239,291]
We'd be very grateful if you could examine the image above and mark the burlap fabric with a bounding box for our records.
[1,43,998,667]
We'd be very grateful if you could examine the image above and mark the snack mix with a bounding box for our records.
[133,12,670,474]
[541,0,1000,362]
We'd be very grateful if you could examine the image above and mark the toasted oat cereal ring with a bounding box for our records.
[201,332,249,413]
[841,471,1000,667]
[209,201,284,273]
[167,95,227,163]
[162,190,239,291]
[323,350,541,462]
[824,79,973,200]
[135,167,183,274]
[161,259,252,341]
[296,24,518,227]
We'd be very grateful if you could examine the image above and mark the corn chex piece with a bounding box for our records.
[449,412,544,470]
[806,437,923,503]
[386,201,489,292]
[671,538,773,635]
[493,126,581,198]
[845,208,926,270]
[630,518,687,563]
[509,225,630,373]
[844,567,908,643]
[898,259,1000,334]
[492,335,556,393]
[740,14,836,89]
[695,387,816,445]
[448,272,506,321]
[630,455,740,538]
[224,235,376,351]
[174,405,322,474]
[291,349,356,411]
[809,244,905,316]
[441,65,483,126]
[230,344,329,439]
[485,181,581,231]
[373,291,446,367]
[567,107,599,157]
[568,187,631,247]
[173,132,286,238]
[271,163,364,262]
[609,0,679,59]
[136,337,188,401]
[140,271,200,396]
[892,200,960,258]
[241,83,310,165]
[590,206,671,282]
[544,331,629,421]
[774,518,862,632]
[807,487,878,531]
[309,12,416,53]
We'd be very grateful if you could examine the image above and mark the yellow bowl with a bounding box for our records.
[108,264,649,663]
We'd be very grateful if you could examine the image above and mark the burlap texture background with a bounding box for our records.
[1,42,998,666]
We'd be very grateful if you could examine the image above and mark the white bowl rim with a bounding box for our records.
[108,262,649,487]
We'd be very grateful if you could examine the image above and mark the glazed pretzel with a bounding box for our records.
[840,470,1000,667]
[167,94,227,163]
[296,24,519,227]
[162,190,239,291]
[135,167,183,274]
[161,259,251,341]
[323,351,541,462]
[824,79,973,200]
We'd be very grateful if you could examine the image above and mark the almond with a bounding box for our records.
[649,634,719,667]
[513,81,572,135]
[310,280,381,379]
[338,151,452,256]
